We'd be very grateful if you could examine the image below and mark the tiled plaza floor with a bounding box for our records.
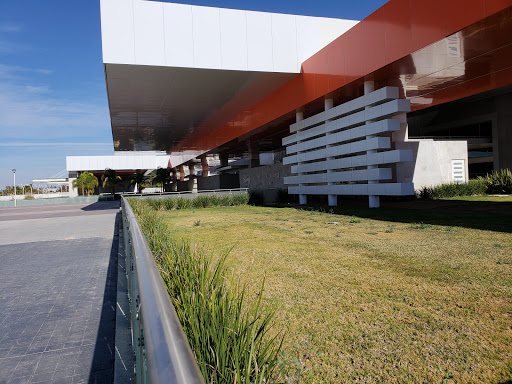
[0,202,119,384]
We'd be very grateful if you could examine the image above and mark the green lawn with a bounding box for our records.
[159,197,512,383]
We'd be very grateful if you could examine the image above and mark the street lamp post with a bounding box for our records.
[12,169,16,207]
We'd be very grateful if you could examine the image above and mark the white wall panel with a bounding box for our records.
[100,0,135,64]
[67,155,170,172]
[271,13,298,72]
[246,11,273,71]
[220,9,248,70]
[133,0,165,66]
[164,3,194,68]
[102,0,358,72]
[192,6,222,69]
[296,16,322,65]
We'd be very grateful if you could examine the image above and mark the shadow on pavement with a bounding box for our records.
[81,201,121,212]
[88,213,119,383]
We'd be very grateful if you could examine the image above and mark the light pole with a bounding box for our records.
[12,169,16,207]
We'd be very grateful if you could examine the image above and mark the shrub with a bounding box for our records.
[130,202,283,383]
[417,179,486,200]
[132,192,249,211]
[24,195,35,200]
[248,190,265,206]
[480,169,512,194]
[231,192,249,206]
[146,198,165,210]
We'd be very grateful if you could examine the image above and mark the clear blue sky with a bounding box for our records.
[0,0,388,189]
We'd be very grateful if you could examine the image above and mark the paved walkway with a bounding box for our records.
[0,201,120,384]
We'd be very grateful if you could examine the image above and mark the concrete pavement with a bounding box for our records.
[0,201,121,384]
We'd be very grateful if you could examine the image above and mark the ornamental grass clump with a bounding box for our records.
[418,179,487,200]
[480,168,512,194]
[136,192,249,211]
[128,198,283,383]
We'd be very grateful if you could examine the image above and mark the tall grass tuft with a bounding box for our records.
[479,168,512,194]
[134,193,249,211]
[127,200,283,383]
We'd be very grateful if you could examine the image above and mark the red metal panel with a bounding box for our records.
[326,36,346,91]
[343,27,365,84]
[384,0,412,64]
[443,0,485,35]
[485,0,512,16]
[362,6,388,74]
[410,0,447,52]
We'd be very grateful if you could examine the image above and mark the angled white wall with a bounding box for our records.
[100,0,358,72]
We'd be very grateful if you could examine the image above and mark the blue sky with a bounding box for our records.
[0,0,388,189]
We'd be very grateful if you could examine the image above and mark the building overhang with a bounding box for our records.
[100,0,358,155]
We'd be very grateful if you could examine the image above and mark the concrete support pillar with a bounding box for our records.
[201,156,209,177]
[170,169,178,191]
[178,165,185,181]
[496,93,512,170]
[188,163,195,178]
[296,111,307,205]
[365,80,380,208]
[247,139,260,168]
[219,152,229,168]
[325,98,337,207]
[68,178,78,197]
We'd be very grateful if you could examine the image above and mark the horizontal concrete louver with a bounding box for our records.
[282,86,415,196]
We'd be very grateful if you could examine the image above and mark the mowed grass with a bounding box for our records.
[160,199,512,383]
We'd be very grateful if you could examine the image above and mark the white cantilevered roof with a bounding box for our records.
[66,154,171,172]
[100,0,358,154]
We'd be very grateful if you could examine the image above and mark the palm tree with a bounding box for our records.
[101,168,122,195]
[72,172,99,196]
[130,169,146,193]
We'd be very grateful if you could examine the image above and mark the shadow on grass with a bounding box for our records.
[288,198,512,233]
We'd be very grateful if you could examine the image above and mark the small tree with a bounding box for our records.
[153,167,171,192]
[72,172,98,196]
[102,168,122,194]
[130,169,146,193]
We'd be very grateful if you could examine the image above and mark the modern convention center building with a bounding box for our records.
[68,0,512,206]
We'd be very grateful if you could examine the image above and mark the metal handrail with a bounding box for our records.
[122,197,204,384]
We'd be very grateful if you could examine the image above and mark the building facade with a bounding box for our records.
[86,0,512,206]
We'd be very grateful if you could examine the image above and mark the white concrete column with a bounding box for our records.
[324,98,337,207]
[178,165,185,181]
[296,111,307,205]
[365,80,380,208]
[200,155,209,177]
[68,178,78,197]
